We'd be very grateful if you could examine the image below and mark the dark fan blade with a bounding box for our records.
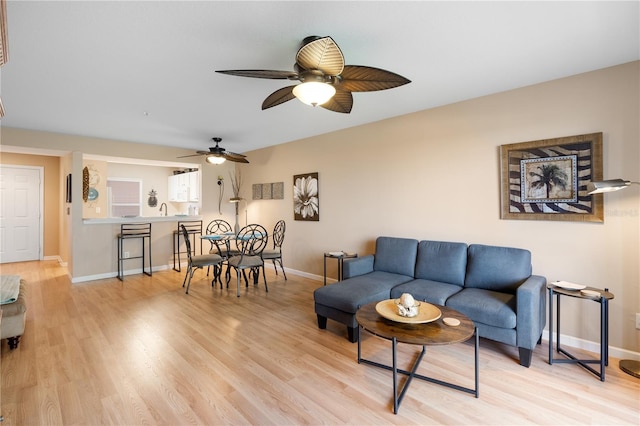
[320,89,353,114]
[262,85,296,110]
[338,65,411,92]
[296,36,344,76]
[216,69,298,80]
[225,151,247,158]
[177,153,208,158]
[223,154,250,164]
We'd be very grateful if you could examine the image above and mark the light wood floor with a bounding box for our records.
[1,260,638,425]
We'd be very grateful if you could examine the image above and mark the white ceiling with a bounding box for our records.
[1,1,638,155]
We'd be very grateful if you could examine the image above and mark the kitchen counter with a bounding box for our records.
[83,215,202,225]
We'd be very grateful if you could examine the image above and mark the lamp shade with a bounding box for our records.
[292,82,336,107]
[587,179,633,194]
[206,155,226,165]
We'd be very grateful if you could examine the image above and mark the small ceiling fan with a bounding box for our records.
[216,35,411,114]
[179,138,249,164]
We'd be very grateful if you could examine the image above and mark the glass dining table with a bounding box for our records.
[200,230,269,288]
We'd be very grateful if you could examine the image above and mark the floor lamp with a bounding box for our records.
[588,179,640,378]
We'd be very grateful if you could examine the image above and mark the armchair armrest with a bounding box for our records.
[343,255,374,279]
[516,274,547,350]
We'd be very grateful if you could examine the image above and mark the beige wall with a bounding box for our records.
[0,152,61,258]
[1,61,638,355]
[243,61,640,354]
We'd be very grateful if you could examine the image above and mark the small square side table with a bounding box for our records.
[548,283,614,381]
[323,252,358,286]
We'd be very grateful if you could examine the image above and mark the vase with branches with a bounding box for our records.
[229,169,244,233]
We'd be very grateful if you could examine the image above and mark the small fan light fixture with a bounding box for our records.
[206,155,226,165]
[292,82,336,107]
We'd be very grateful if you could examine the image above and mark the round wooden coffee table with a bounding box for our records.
[356,301,479,414]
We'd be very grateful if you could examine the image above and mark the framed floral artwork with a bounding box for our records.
[293,172,319,221]
[499,132,603,222]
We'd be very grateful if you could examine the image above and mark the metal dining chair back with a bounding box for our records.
[206,219,233,235]
[181,224,223,294]
[227,224,268,297]
[205,219,235,258]
[262,220,287,280]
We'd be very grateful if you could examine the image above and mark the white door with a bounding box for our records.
[0,166,42,263]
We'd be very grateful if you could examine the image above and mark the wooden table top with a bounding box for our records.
[356,301,475,346]
[547,284,614,301]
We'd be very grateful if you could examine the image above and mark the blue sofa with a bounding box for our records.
[313,237,547,367]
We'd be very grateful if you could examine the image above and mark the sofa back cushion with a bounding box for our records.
[415,240,467,286]
[465,244,532,293]
[374,237,418,277]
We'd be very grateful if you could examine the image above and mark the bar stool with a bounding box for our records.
[173,220,203,272]
[117,223,152,281]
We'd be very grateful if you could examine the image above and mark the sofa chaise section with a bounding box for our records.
[313,237,417,342]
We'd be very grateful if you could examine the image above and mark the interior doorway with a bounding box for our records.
[0,165,43,263]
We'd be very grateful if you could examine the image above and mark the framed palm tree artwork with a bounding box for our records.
[293,172,319,221]
[500,132,603,222]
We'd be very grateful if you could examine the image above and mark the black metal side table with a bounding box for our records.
[323,252,357,285]
[548,283,614,381]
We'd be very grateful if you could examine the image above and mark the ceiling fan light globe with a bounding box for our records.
[293,82,336,107]
[206,155,226,165]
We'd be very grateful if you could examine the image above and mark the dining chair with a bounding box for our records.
[181,224,223,294]
[226,224,268,297]
[261,219,287,280]
[173,220,203,272]
[205,219,234,258]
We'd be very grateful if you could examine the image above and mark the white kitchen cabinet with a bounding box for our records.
[168,170,200,202]
[187,170,200,202]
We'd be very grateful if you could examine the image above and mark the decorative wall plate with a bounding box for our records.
[87,188,99,201]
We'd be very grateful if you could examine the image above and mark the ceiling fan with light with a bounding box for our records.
[216,36,411,113]
[179,137,249,164]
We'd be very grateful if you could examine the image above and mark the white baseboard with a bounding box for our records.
[71,263,174,283]
[282,267,325,283]
[542,329,640,362]
[44,255,63,264]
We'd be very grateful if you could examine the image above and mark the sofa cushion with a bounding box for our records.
[390,279,463,305]
[415,240,467,285]
[446,288,516,329]
[314,271,412,313]
[465,244,532,293]
[373,237,418,276]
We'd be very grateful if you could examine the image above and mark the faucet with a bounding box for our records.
[159,202,167,216]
